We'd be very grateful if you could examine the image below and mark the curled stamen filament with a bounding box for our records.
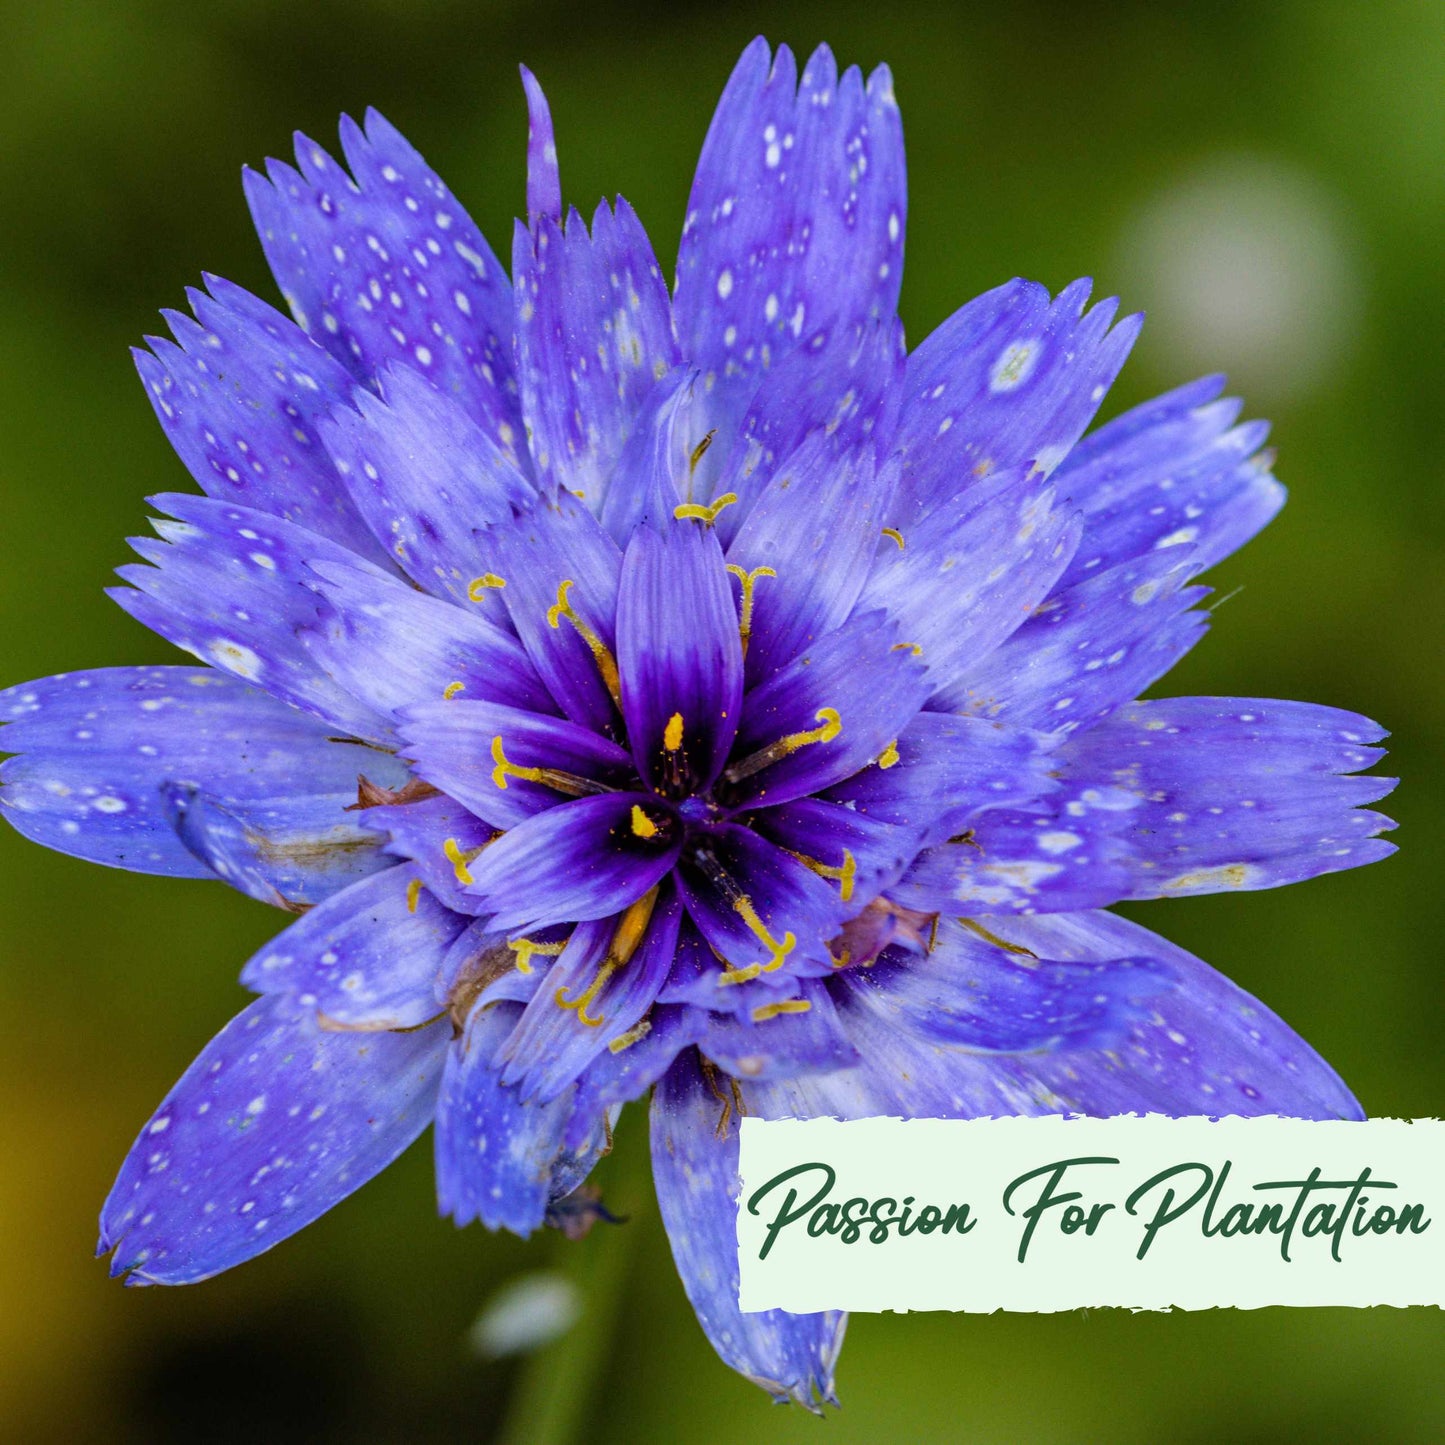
[556,887,658,1027]
[507,936,568,975]
[546,579,622,707]
[674,491,738,526]
[725,563,776,658]
[723,707,842,785]
[793,847,857,903]
[467,573,506,600]
[692,847,796,973]
[752,999,812,1022]
[490,735,613,797]
[443,837,486,885]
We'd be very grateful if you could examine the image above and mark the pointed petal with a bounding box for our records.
[319,362,535,606]
[464,792,680,933]
[99,995,449,1283]
[110,494,394,742]
[950,549,1209,736]
[512,200,678,500]
[481,493,625,736]
[243,114,520,453]
[725,612,929,808]
[134,278,388,560]
[894,279,1141,525]
[0,666,404,877]
[299,558,555,719]
[399,698,636,829]
[240,866,468,1030]
[520,66,562,228]
[651,1048,846,1408]
[858,472,1082,709]
[617,519,743,790]
[675,40,905,478]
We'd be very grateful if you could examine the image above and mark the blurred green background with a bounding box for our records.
[1,0,1441,1440]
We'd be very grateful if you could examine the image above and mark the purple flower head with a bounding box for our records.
[0,38,1396,1407]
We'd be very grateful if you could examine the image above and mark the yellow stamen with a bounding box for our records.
[507,936,567,975]
[608,1018,653,1054]
[882,527,905,549]
[878,739,901,769]
[723,707,842,785]
[891,641,924,657]
[718,962,764,987]
[443,681,466,700]
[630,804,659,839]
[546,579,622,707]
[687,429,718,495]
[443,837,483,885]
[490,735,612,798]
[467,573,506,600]
[752,999,812,1022]
[406,878,423,913]
[556,888,658,1028]
[959,916,1038,958]
[793,847,857,903]
[725,563,776,657]
[829,944,852,969]
[674,491,738,526]
[733,893,796,972]
[663,712,685,752]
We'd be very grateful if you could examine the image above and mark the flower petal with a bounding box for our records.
[243,113,521,457]
[894,278,1141,525]
[1054,377,1285,584]
[361,792,497,917]
[319,362,536,608]
[464,792,681,934]
[481,493,625,736]
[434,999,580,1235]
[111,494,394,742]
[617,520,743,790]
[99,994,449,1283]
[858,471,1082,709]
[821,711,1054,846]
[134,278,387,561]
[512,201,678,501]
[240,866,467,1030]
[698,977,859,1080]
[399,698,636,830]
[725,611,929,808]
[675,39,904,476]
[949,549,1209,736]
[726,431,898,687]
[520,66,562,229]
[650,1048,846,1409]
[0,666,404,877]
[299,558,556,719]
[164,784,391,908]
[497,888,684,1100]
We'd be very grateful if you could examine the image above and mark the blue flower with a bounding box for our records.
[0,38,1395,1407]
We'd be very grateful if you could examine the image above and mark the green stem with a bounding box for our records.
[496,1123,649,1445]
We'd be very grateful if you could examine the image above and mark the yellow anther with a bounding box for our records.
[882,527,905,550]
[733,893,796,972]
[688,429,718,484]
[443,681,466,700]
[725,563,776,657]
[630,804,659,839]
[674,491,738,526]
[878,739,901,769]
[608,1018,653,1054]
[891,641,923,657]
[794,847,857,903]
[663,711,685,752]
[546,579,622,707]
[556,889,658,1027]
[406,878,423,913]
[752,999,813,1022]
[828,945,852,969]
[467,573,506,600]
[507,936,567,975]
[723,707,843,785]
[443,836,483,885]
[718,962,764,987]
[490,734,611,799]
